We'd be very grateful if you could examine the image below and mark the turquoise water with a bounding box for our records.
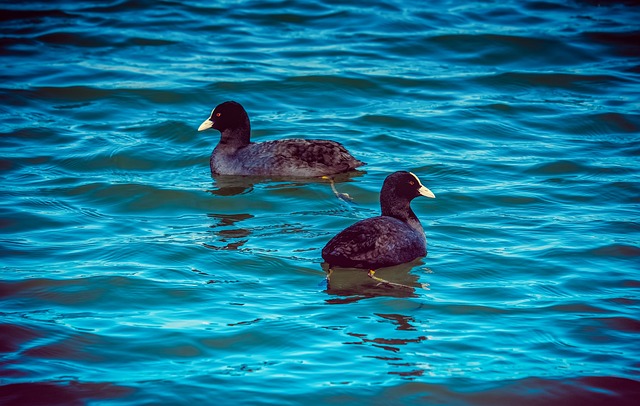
[2,0,640,404]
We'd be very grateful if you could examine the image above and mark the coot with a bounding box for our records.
[198,101,364,177]
[322,171,435,272]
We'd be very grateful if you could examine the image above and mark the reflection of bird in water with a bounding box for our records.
[376,313,418,331]
[322,171,435,288]
[207,171,363,205]
[198,101,364,177]
[322,260,430,304]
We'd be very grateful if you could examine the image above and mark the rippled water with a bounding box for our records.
[2,0,640,404]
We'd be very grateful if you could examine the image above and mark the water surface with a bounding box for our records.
[1,0,640,405]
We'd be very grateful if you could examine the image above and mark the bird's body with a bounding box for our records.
[210,138,362,177]
[322,216,426,269]
[199,101,364,177]
[322,171,435,270]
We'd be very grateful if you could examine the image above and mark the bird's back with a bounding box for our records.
[322,216,426,269]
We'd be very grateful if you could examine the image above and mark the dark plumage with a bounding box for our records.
[322,171,435,270]
[198,101,365,177]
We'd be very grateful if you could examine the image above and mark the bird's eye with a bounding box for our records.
[215,112,221,117]
[409,181,415,186]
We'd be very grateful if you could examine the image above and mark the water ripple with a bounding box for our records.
[2,0,639,404]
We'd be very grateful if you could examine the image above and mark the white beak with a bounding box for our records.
[418,185,435,199]
[409,171,435,198]
[198,119,214,131]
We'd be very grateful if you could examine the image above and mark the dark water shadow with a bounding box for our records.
[321,258,430,304]
[0,381,134,406]
[206,170,365,197]
[202,213,254,251]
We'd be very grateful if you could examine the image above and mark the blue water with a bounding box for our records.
[2,0,640,404]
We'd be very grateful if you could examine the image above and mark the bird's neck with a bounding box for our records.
[383,204,416,222]
[381,200,425,237]
[219,127,251,148]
